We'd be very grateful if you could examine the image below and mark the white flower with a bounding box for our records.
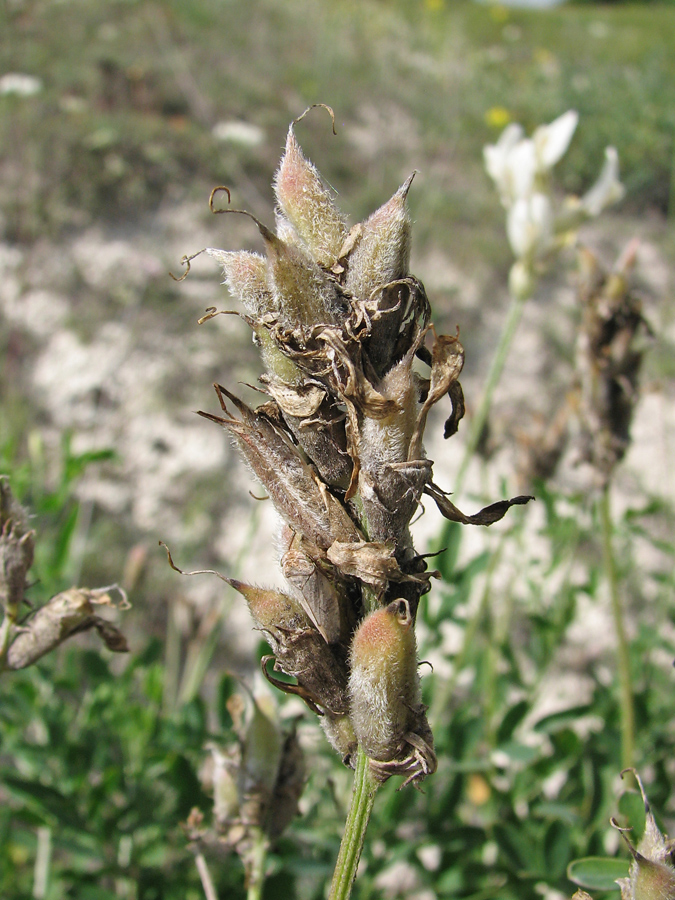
[581,146,625,216]
[484,123,525,206]
[0,73,42,96]
[506,192,554,260]
[484,110,578,209]
[485,110,624,285]
[533,110,578,170]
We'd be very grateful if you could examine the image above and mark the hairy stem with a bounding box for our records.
[600,485,635,770]
[328,747,379,900]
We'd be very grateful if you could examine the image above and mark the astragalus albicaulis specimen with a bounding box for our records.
[174,107,532,790]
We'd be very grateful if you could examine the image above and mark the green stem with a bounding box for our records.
[599,484,635,770]
[454,290,528,496]
[246,829,268,900]
[328,748,379,900]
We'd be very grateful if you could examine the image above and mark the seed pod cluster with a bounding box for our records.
[185,108,532,785]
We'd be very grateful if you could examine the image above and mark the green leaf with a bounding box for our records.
[533,705,593,733]
[496,700,530,743]
[544,819,571,880]
[567,857,630,890]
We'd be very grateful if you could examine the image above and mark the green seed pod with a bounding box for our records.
[274,124,348,267]
[348,598,421,763]
[265,234,346,327]
[344,174,413,303]
[206,249,273,317]
[238,693,283,820]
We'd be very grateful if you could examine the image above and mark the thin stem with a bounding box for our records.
[328,748,379,900]
[32,826,51,899]
[454,290,529,497]
[246,828,268,900]
[195,851,219,900]
[599,484,635,770]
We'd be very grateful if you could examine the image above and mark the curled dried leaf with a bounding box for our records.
[408,330,465,462]
[425,482,534,525]
[326,539,404,593]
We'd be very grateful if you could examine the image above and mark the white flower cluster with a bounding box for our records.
[484,111,625,299]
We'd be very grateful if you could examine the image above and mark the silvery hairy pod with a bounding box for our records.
[176,107,532,786]
[348,598,436,786]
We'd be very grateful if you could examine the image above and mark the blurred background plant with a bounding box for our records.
[1,0,674,898]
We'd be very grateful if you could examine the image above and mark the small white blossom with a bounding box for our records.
[507,192,554,260]
[581,145,625,216]
[0,73,43,96]
[212,119,265,147]
[484,110,624,296]
[533,109,578,170]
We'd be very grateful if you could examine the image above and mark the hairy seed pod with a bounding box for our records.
[207,249,273,317]
[348,598,421,762]
[231,580,350,716]
[265,235,346,327]
[344,174,413,303]
[274,125,348,267]
[200,386,361,550]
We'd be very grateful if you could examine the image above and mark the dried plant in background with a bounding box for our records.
[0,477,129,672]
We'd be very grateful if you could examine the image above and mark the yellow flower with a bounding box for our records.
[485,106,511,129]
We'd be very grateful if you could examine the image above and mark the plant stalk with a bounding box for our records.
[328,747,379,900]
[246,828,268,900]
[195,851,219,900]
[599,484,635,770]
